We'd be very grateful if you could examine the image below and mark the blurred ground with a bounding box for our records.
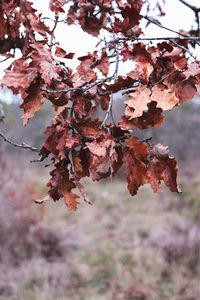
[0,100,200,300]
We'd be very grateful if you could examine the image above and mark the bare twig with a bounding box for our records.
[41,17,66,23]
[195,11,200,36]
[155,70,176,86]
[42,77,112,94]
[171,40,198,61]
[143,15,189,38]
[119,36,200,42]
[50,13,59,48]
[101,93,114,128]
[31,153,49,163]
[178,0,200,35]
[0,57,12,63]
[113,42,120,80]
[178,0,200,13]
[0,132,39,152]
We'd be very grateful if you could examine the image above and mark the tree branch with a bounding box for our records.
[171,40,198,61]
[119,36,200,42]
[178,0,200,13]
[50,13,59,48]
[101,93,114,128]
[42,77,112,94]
[143,15,189,37]
[0,132,40,152]
[178,0,200,36]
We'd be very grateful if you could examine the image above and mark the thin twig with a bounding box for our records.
[119,36,200,42]
[42,77,112,94]
[50,13,59,48]
[143,15,189,38]
[0,57,12,63]
[178,0,200,36]
[41,17,66,23]
[171,40,198,61]
[113,42,120,80]
[101,93,114,128]
[178,0,200,13]
[30,153,49,163]
[155,70,176,86]
[195,11,200,36]
[0,132,39,152]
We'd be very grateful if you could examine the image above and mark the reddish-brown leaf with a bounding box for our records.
[96,51,109,76]
[151,85,179,110]
[126,136,148,162]
[20,84,42,126]
[55,46,74,59]
[123,148,147,196]
[113,4,141,33]
[147,143,181,193]
[63,191,80,211]
[86,137,112,157]
[125,85,151,119]
[0,60,38,92]
[174,77,198,103]
[39,61,62,85]
[49,0,65,13]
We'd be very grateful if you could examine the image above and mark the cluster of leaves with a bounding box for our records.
[1,0,200,210]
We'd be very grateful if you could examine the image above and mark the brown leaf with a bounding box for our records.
[123,148,147,196]
[20,84,42,126]
[96,51,109,76]
[78,7,106,37]
[183,62,200,79]
[39,60,62,85]
[126,136,148,162]
[174,77,198,103]
[55,46,74,59]
[73,54,97,86]
[119,102,164,130]
[147,143,181,193]
[49,0,64,13]
[86,137,112,157]
[0,60,38,92]
[122,137,149,195]
[113,4,141,33]
[151,85,179,110]
[63,191,80,211]
[125,85,151,119]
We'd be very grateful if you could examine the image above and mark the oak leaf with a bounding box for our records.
[20,83,42,126]
[125,85,151,119]
[147,143,181,193]
[151,85,179,110]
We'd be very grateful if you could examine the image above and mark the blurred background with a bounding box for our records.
[0,90,200,300]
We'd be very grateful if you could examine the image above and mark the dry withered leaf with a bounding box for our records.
[55,46,74,59]
[86,137,112,157]
[151,85,179,110]
[147,143,181,193]
[96,51,109,76]
[125,85,151,119]
[63,191,80,211]
[20,83,42,126]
